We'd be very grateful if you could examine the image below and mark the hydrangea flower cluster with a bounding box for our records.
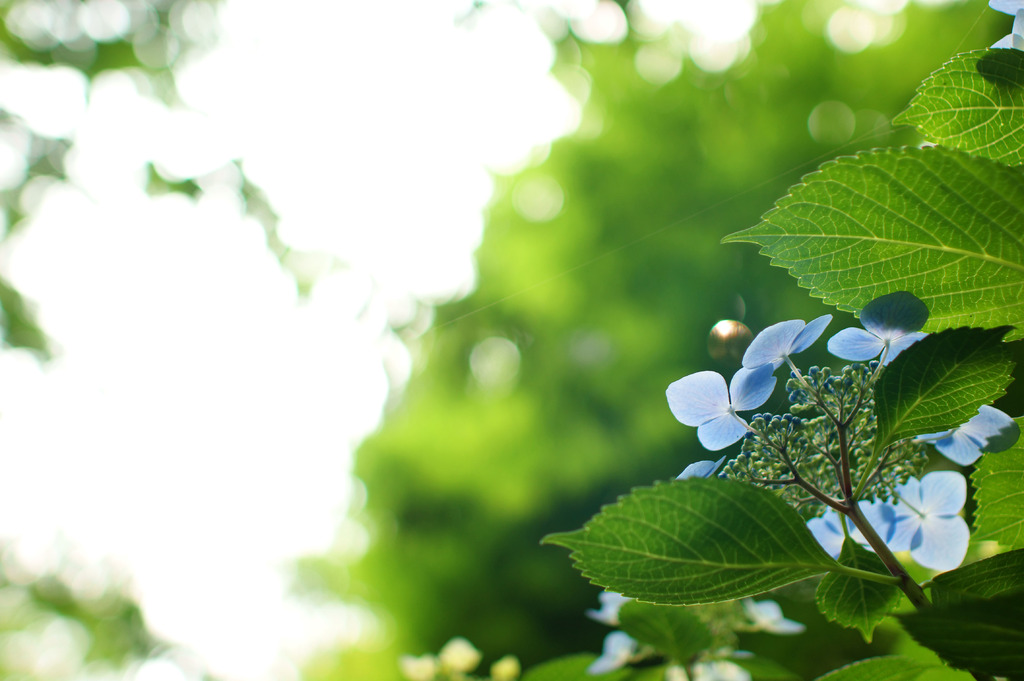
[666,292,1017,574]
[584,592,803,679]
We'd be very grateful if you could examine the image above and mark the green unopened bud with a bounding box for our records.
[490,655,521,681]
[439,637,482,674]
[400,654,438,681]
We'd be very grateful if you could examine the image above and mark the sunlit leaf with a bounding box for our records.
[617,601,711,663]
[723,147,1024,340]
[815,540,902,641]
[811,656,937,681]
[930,548,1024,606]
[873,327,1014,451]
[972,418,1024,548]
[895,49,1024,165]
[897,593,1024,677]
[543,479,837,605]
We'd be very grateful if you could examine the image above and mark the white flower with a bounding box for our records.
[439,637,482,673]
[491,655,521,681]
[587,632,637,675]
[586,591,632,627]
[399,654,438,681]
[741,599,805,635]
[692,661,751,681]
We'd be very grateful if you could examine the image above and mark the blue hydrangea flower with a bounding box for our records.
[677,456,727,480]
[742,599,805,635]
[827,292,928,365]
[886,472,970,572]
[585,592,631,627]
[993,9,1024,49]
[915,405,1020,466]
[807,507,870,558]
[667,365,777,451]
[742,314,832,370]
[991,0,1024,15]
[587,631,637,675]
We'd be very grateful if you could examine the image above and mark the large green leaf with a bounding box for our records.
[617,602,711,663]
[811,656,937,681]
[723,146,1024,339]
[898,593,1024,677]
[521,654,631,681]
[972,418,1024,548]
[895,49,1024,166]
[873,327,1014,450]
[543,479,837,605]
[733,655,800,681]
[930,548,1024,606]
[815,540,902,642]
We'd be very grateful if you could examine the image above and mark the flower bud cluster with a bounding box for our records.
[724,360,926,515]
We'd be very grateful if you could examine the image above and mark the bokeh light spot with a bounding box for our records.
[827,7,876,53]
[708,319,753,362]
[634,44,683,85]
[808,100,856,144]
[513,176,565,222]
[470,337,521,392]
[571,0,628,43]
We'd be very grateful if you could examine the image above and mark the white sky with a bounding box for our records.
[0,0,963,678]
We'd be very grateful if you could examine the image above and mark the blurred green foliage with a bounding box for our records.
[303,2,1012,680]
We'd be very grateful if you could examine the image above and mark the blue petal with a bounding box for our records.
[990,0,1024,15]
[859,292,928,339]
[882,504,918,553]
[827,328,884,361]
[790,314,832,354]
[894,476,923,508]
[742,319,804,368]
[918,471,966,516]
[677,456,726,480]
[883,331,927,365]
[859,500,902,548]
[933,429,984,466]
[960,405,1020,454]
[667,371,729,427]
[910,515,969,572]
[697,412,748,451]
[729,364,776,412]
[807,512,844,559]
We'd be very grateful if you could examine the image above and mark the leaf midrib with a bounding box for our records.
[757,219,1024,275]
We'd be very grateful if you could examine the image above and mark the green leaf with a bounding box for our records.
[521,654,631,681]
[733,654,801,680]
[873,327,1014,451]
[617,601,711,663]
[543,479,837,605]
[722,146,1024,339]
[815,539,902,641]
[898,592,1024,677]
[930,548,1024,606]
[972,419,1024,548]
[894,49,1024,166]
[811,656,938,681]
